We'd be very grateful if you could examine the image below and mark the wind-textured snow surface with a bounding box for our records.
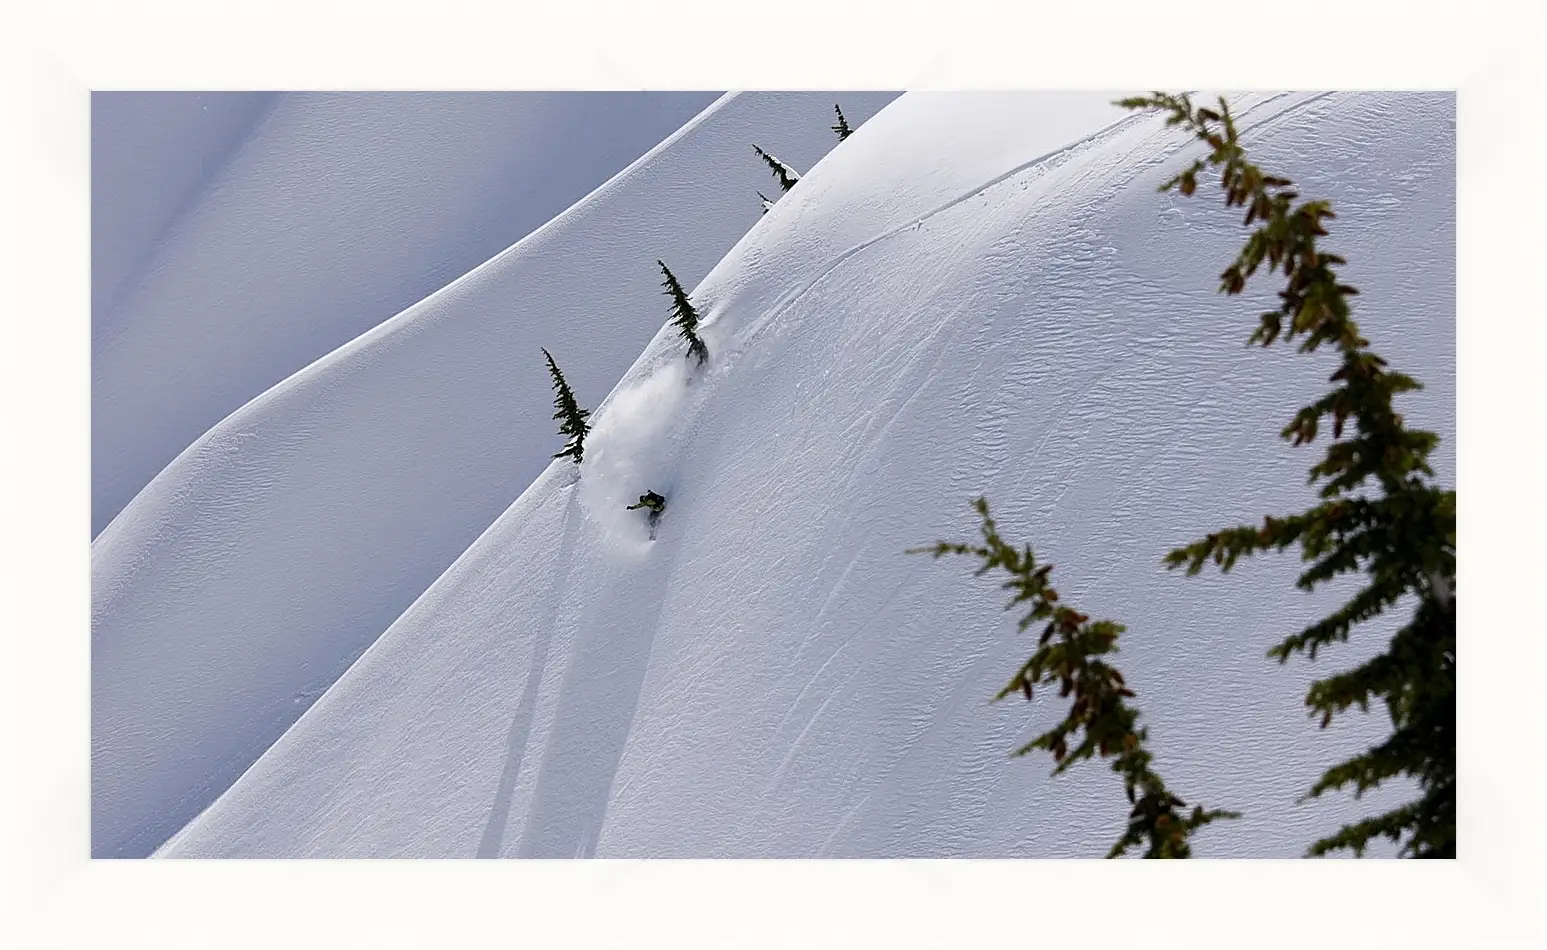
[91,91,900,858]
[91,92,279,327]
[91,91,722,537]
[157,91,1455,858]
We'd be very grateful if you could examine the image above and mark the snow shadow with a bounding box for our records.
[514,531,677,857]
[477,489,582,858]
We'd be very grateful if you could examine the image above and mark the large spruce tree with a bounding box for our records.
[752,144,801,193]
[919,93,1455,858]
[658,260,708,366]
[542,347,590,466]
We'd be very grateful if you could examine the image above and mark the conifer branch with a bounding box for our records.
[911,498,1238,858]
[1121,92,1456,857]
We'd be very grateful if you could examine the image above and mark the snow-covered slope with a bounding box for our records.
[91,91,900,858]
[92,92,278,325]
[160,91,1455,858]
[92,91,721,536]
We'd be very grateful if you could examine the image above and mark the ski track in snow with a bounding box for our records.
[137,90,1452,859]
[713,92,1320,386]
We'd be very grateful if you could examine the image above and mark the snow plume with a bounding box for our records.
[578,359,692,549]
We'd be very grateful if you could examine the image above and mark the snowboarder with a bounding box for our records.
[627,490,667,539]
[627,490,666,513]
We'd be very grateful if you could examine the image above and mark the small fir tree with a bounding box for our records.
[831,103,853,141]
[658,260,708,366]
[752,144,801,193]
[542,348,590,466]
[758,191,776,215]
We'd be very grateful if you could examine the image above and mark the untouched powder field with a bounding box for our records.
[144,92,1453,858]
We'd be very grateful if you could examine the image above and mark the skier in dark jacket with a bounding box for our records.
[627,490,667,539]
[627,490,666,514]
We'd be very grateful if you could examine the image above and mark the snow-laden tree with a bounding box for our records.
[752,144,801,193]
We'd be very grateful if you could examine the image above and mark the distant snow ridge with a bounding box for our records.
[91,91,723,537]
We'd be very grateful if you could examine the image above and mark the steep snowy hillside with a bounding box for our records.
[92,91,720,536]
[92,92,278,324]
[161,91,1455,858]
[92,91,901,858]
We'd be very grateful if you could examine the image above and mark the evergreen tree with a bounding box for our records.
[753,144,801,193]
[1118,92,1455,858]
[541,347,590,466]
[757,191,776,215]
[658,260,708,366]
[831,103,853,141]
[912,499,1239,858]
[919,93,1455,859]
